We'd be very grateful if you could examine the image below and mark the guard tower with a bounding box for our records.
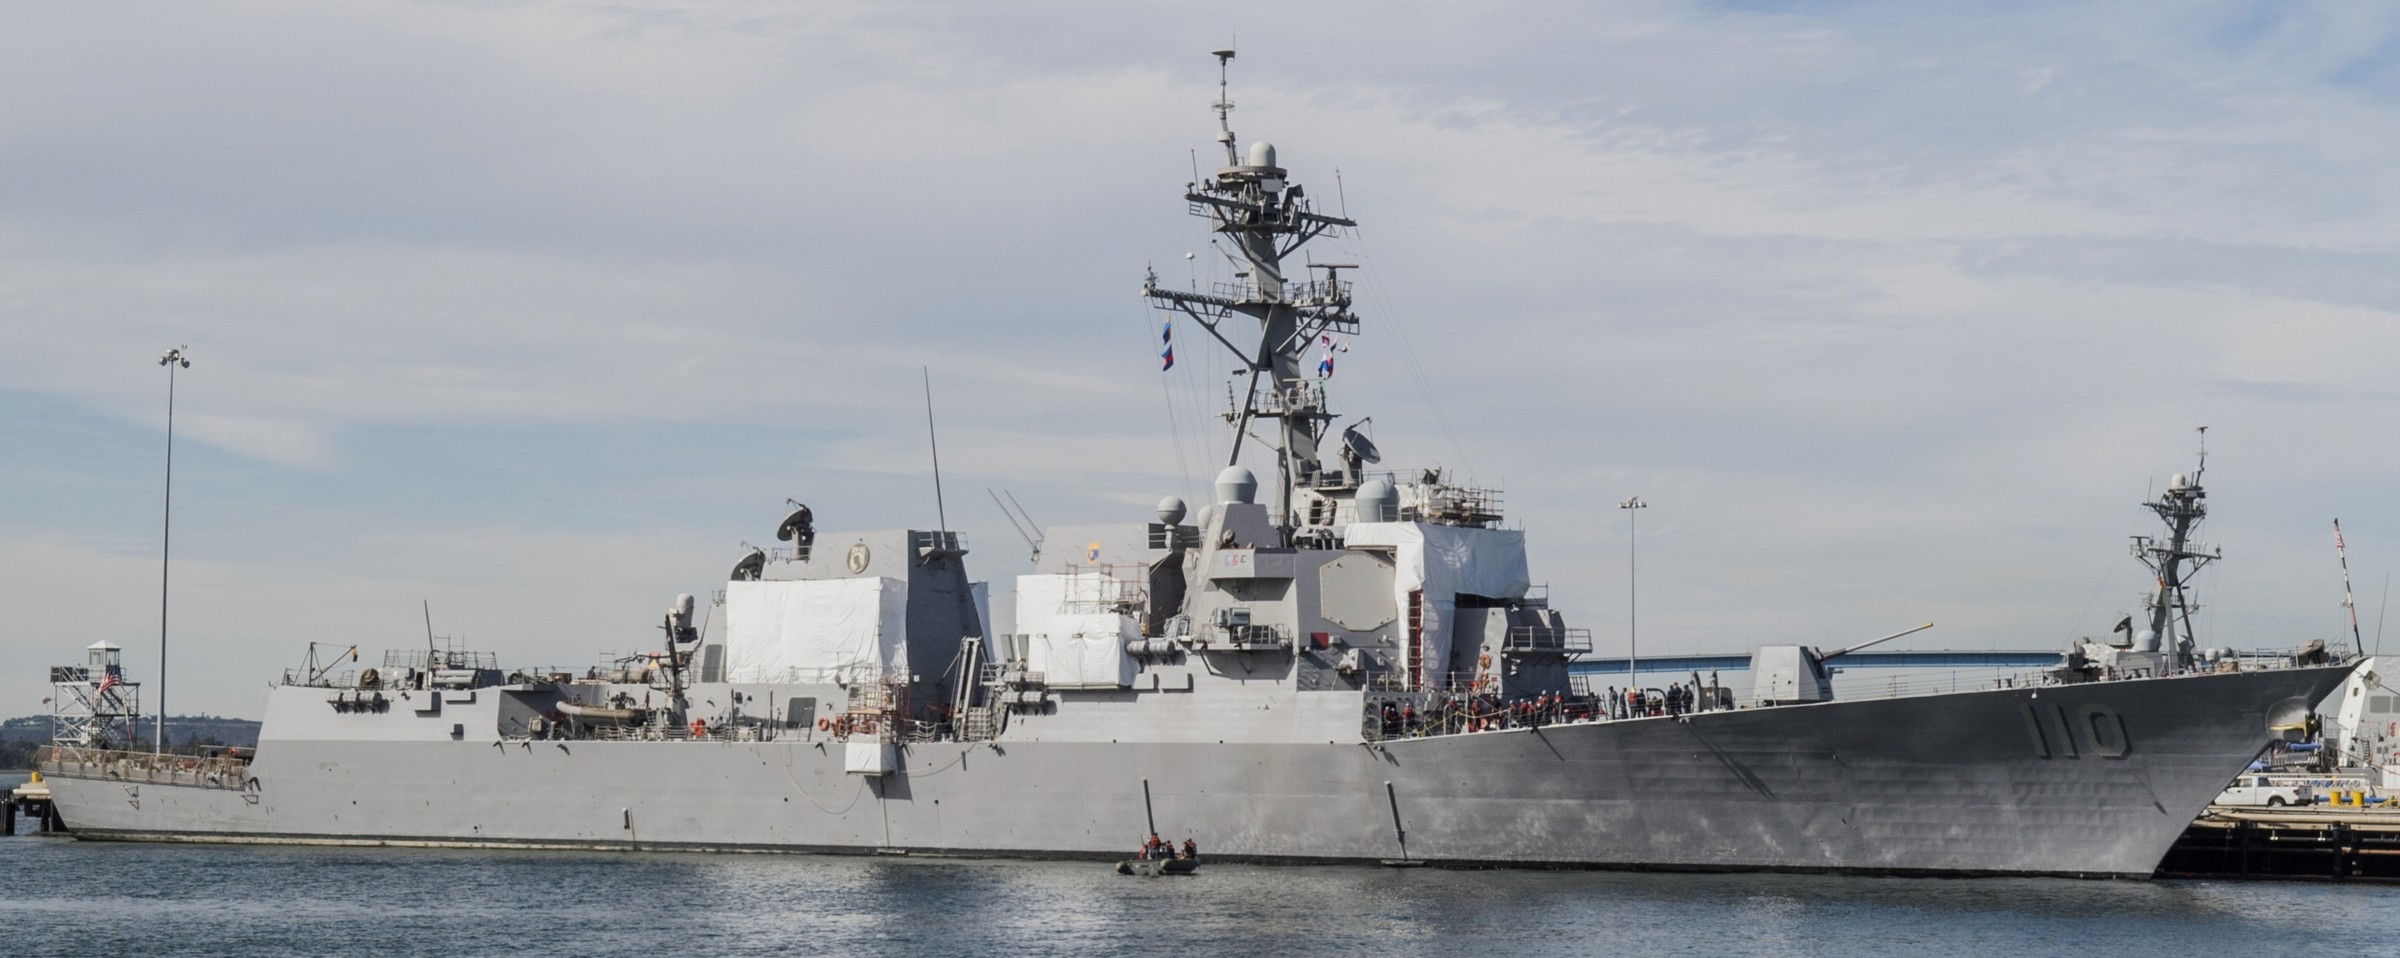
[51,641,143,749]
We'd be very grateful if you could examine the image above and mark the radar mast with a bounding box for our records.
[1143,49,1360,543]
[2132,427,2220,670]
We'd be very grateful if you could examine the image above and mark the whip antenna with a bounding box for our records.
[988,488,1044,563]
[924,367,948,534]
[2338,519,2365,652]
[2376,570,2391,658]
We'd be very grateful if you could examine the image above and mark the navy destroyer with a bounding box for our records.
[38,53,2351,877]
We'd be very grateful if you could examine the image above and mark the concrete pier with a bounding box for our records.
[3,774,65,835]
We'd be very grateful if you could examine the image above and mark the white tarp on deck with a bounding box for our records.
[1015,572,1138,688]
[1343,522,1530,688]
[724,577,907,683]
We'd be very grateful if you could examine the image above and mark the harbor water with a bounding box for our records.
[3,777,2392,957]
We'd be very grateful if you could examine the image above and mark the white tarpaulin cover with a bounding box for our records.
[1015,572,1138,688]
[1343,522,1530,687]
[725,577,907,683]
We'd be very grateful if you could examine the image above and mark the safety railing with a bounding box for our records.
[40,745,252,790]
[1362,647,2349,742]
[1194,623,1290,651]
[1502,627,1592,655]
[1284,278,1353,306]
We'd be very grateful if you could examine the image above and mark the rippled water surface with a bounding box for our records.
[4,773,2392,957]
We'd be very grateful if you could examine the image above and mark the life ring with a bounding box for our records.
[689,719,707,737]
[818,717,831,731]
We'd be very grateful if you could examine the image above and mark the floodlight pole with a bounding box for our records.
[1620,496,1646,689]
[156,347,190,754]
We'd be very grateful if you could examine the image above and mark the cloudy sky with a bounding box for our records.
[5,1,2399,720]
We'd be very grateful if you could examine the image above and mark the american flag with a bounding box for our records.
[96,664,121,696]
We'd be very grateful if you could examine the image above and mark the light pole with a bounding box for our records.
[1619,496,1645,694]
[157,346,189,754]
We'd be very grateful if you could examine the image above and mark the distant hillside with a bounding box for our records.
[0,714,262,768]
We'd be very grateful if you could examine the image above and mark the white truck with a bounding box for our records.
[2213,774,2314,808]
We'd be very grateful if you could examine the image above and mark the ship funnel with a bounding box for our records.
[1215,465,1258,505]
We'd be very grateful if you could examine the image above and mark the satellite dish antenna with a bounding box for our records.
[1341,419,1381,466]
[776,502,815,552]
[730,547,766,582]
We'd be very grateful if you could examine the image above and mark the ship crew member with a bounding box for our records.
[1182,838,1199,862]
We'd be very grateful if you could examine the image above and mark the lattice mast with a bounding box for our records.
[1144,49,1360,544]
[2133,428,2220,669]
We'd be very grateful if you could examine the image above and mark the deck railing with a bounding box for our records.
[39,745,253,790]
[1501,627,1592,655]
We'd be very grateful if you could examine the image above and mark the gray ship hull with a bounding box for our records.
[42,665,2345,877]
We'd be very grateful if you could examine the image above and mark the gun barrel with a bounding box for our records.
[1824,622,1935,661]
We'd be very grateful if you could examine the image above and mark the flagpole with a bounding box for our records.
[1620,496,1646,692]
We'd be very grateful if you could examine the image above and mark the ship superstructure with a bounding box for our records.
[38,54,2352,878]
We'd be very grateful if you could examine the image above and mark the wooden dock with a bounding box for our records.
[2159,806,2400,881]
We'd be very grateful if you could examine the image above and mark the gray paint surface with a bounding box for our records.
[43,665,2343,876]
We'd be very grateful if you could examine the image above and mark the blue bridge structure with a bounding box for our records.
[1569,649,2064,679]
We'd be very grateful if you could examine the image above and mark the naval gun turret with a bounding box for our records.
[1750,622,1935,707]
